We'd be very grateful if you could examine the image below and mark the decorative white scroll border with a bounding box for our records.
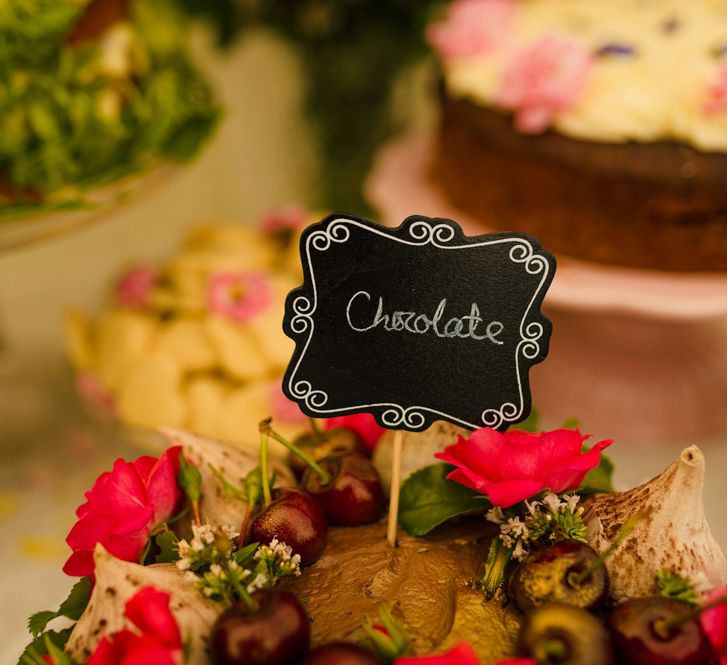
[286,217,553,430]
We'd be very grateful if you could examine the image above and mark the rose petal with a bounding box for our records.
[125,587,182,648]
[701,585,727,656]
[145,447,182,524]
[396,641,482,665]
[481,479,546,509]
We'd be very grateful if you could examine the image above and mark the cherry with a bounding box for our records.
[248,489,328,566]
[508,540,609,614]
[301,452,385,526]
[288,426,365,478]
[608,597,713,665]
[299,643,382,665]
[518,602,615,665]
[211,589,310,665]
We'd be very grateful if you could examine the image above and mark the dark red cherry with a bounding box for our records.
[288,427,366,478]
[211,589,310,665]
[508,540,609,614]
[248,489,327,565]
[608,597,712,665]
[299,642,382,665]
[518,602,615,665]
[301,452,385,526]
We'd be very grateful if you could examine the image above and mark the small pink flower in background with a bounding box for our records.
[87,586,183,665]
[395,642,483,665]
[76,372,116,416]
[700,585,727,665]
[207,271,272,323]
[114,265,157,308]
[426,0,515,61]
[703,65,727,115]
[435,427,612,508]
[269,382,307,425]
[261,204,308,234]
[64,447,182,578]
[325,414,386,451]
[495,35,593,134]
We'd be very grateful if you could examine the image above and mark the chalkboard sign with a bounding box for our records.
[282,214,556,432]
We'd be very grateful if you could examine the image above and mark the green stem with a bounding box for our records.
[226,562,258,612]
[569,512,644,586]
[309,417,323,440]
[260,420,331,485]
[534,638,568,662]
[482,537,512,599]
[656,591,727,636]
[259,431,272,507]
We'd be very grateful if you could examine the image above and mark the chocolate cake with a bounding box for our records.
[428,0,727,272]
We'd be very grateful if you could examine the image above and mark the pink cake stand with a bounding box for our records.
[365,132,727,443]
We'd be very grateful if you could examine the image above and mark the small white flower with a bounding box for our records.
[524,499,541,516]
[486,507,505,524]
[542,493,562,514]
[184,571,198,584]
[210,563,222,576]
[563,494,581,514]
[246,572,269,593]
[512,539,528,561]
[176,558,191,571]
[202,587,213,597]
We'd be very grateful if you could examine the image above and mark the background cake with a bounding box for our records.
[429,0,727,272]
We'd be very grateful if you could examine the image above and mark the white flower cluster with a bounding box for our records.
[486,493,585,561]
[176,523,240,572]
[254,537,302,584]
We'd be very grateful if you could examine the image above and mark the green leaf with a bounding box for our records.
[244,466,265,510]
[398,463,487,536]
[209,464,246,502]
[155,530,181,564]
[579,450,615,495]
[234,542,259,568]
[178,453,202,504]
[27,577,91,637]
[656,569,699,605]
[17,628,74,665]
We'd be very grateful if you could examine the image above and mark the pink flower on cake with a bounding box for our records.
[63,447,182,578]
[207,271,272,322]
[495,35,593,134]
[87,586,183,665]
[261,204,308,234]
[426,0,515,61]
[395,642,482,665]
[114,265,157,308]
[325,414,386,451]
[435,427,612,508]
[703,65,727,115]
[270,382,307,425]
[700,586,727,665]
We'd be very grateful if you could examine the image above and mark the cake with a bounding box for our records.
[17,415,727,665]
[0,0,218,218]
[428,0,727,272]
[64,209,312,451]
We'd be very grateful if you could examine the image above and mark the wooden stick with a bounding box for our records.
[387,429,404,547]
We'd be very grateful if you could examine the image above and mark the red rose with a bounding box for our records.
[701,586,727,665]
[63,447,182,578]
[395,643,481,665]
[325,414,385,451]
[87,586,183,665]
[435,427,612,508]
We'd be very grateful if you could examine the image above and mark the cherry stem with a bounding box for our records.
[534,638,568,662]
[657,591,727,634]
[259,430,273,507]
[226,561,259,612]
[259,419,331,485]
[309,417,323,440]
[569,511,645,586]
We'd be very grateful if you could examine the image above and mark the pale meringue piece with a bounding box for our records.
[66,544,221,665]
[584,445,727,602]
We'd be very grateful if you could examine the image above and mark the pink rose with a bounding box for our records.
[426,0,515,61]
[701,586,727,665]
[703,65,727,115]
[114,266,157,308]
[207,271,272,323]
[325,414,386,451]
[64,447,182,578]
[261,204,308,234]
[435,427,612,508]
[396,643,481,665]
[495,35,593,134]
[87,586,183,665]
